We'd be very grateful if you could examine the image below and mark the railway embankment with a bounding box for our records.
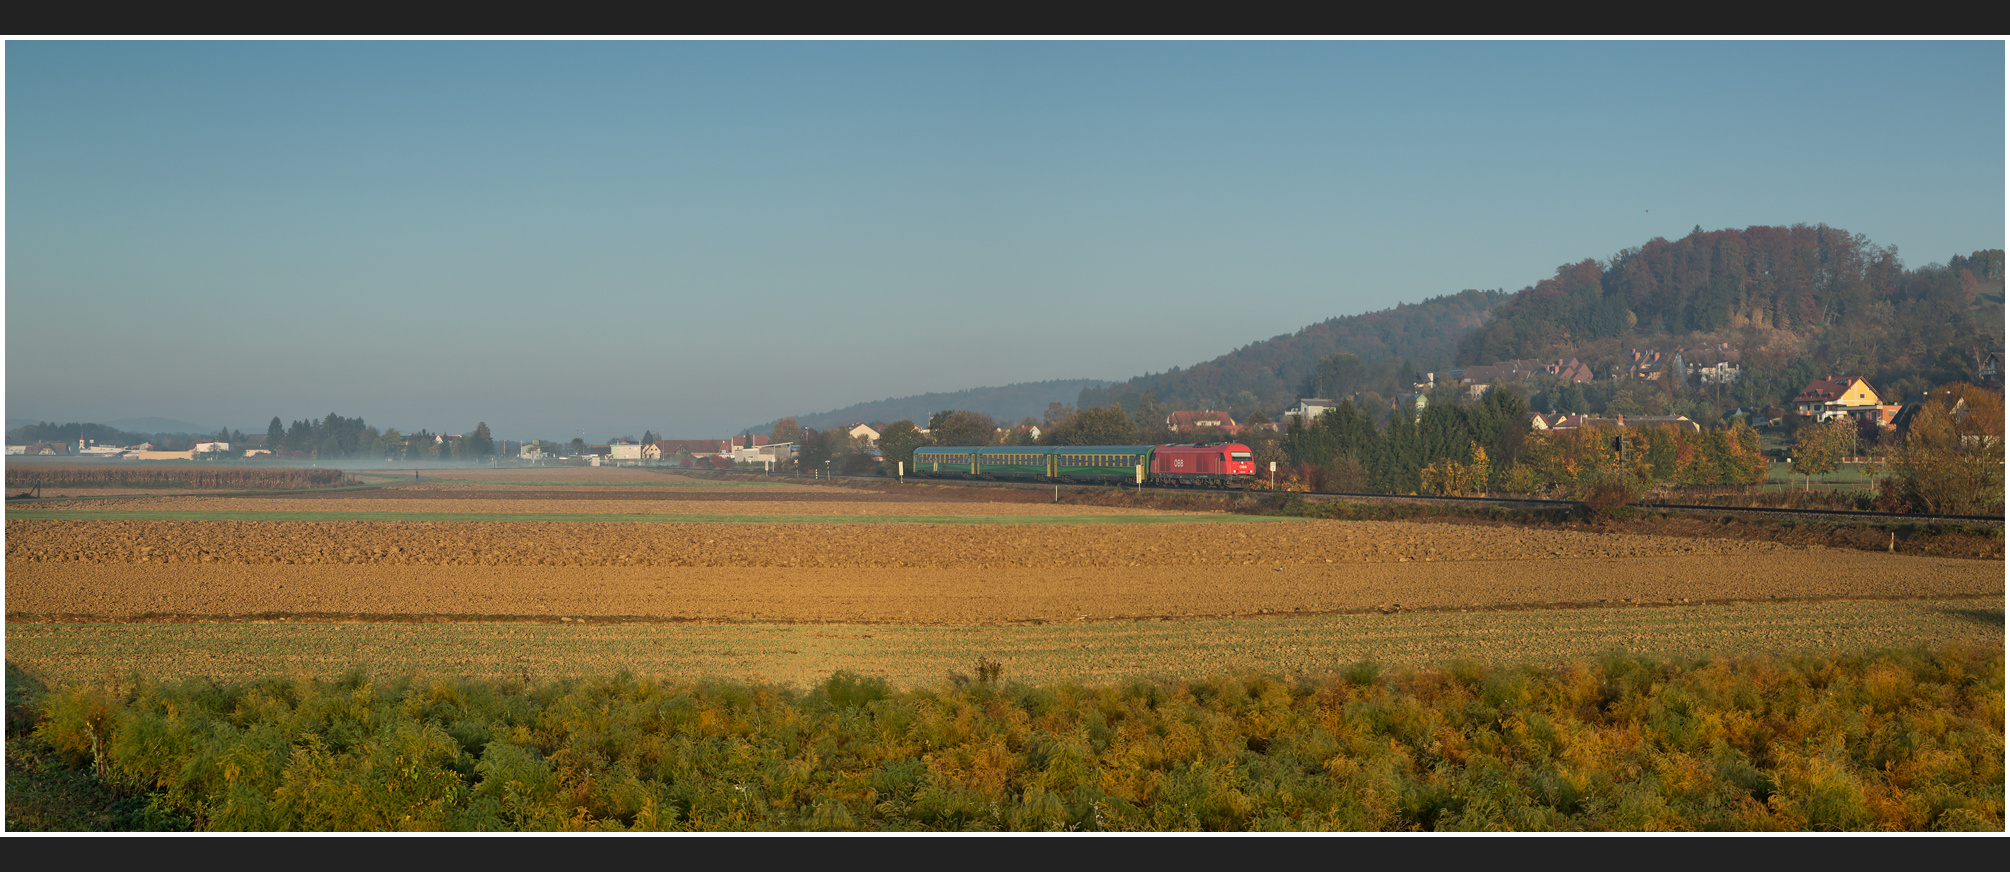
[663,467,2004,560]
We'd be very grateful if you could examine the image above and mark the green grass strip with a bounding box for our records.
[5,509,1304,525]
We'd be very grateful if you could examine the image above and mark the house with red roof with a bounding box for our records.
[1793,377,1883,423]
[1165,410,1240,435]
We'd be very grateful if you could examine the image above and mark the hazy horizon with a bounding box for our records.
[7,40,2004,441]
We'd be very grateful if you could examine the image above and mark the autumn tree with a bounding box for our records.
[1043,405,1136,446]
[877,421,927,471]
[771,418,803,445]
[1129,390,1169,443]
[1886,384,2004,514]
[927,410,998,448]
[1420,443,1490,496]
[1792,417,1855,490]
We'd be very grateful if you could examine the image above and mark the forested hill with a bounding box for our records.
[774,379,1110,433]
[1457,225,2004,393]
[1076,289,1507,420]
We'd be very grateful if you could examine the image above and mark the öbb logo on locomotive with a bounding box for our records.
[910,443,1257,488]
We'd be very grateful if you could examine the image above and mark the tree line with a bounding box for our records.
[260,414,495,461]
[7,421,216,451]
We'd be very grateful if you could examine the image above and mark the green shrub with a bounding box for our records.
[10,653,2002,832]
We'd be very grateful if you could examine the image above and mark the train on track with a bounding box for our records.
[909,443,1258,488]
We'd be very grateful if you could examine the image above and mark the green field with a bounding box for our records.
[1758,461,1882,492]
[421,479,799,487]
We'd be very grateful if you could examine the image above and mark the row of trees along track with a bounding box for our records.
[654,465,2004,527]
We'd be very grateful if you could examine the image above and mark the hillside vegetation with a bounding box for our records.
[1072,227,2000,424]
[1460,226,2003,402]
[1080,289,1506,420]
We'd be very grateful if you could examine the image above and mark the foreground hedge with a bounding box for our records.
[20,647,2003,831]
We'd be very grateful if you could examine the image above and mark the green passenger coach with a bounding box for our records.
[911,445,1157,484]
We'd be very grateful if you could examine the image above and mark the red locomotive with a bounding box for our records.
[1147,443,1257,487]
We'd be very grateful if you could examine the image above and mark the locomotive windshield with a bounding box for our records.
[1230,452,1252,460]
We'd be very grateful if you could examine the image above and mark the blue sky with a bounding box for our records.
[5,40,2003,441]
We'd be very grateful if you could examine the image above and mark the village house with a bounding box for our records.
[1165,410,1240,435]
[1281,399,1337,426]
[1792,376,1883,423]
[732,441,794,465]
[1617,414,1702,433]
[1677,343,1743,385]
[128,449,196,460]
[652,439,732,460]
[1526,413,1598,431]
[1524,413,1698,433]
[848,424,880,448]
[1623,349,1669,380]
[1454,358,1595,399]
[1391,392,1429,423]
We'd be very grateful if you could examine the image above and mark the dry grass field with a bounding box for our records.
[5,467,2002,687]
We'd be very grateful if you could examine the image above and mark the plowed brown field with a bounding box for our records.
[6,468,2002,684]
[7,516,1802,567]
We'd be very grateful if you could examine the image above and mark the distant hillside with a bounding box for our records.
[1076,226,2003,425]
[1079,289,1508,419]
[4,417,221,440]
[1457,225,2004,400]
[770,379,1111,433]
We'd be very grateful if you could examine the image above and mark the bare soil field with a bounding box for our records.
[6,467,2002,685]
[5,552,1999,622]
[11,496,1184,516]
[5,488,258,498]
[5,514,1817,566]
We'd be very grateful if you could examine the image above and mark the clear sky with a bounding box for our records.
[5,40,2004,441]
